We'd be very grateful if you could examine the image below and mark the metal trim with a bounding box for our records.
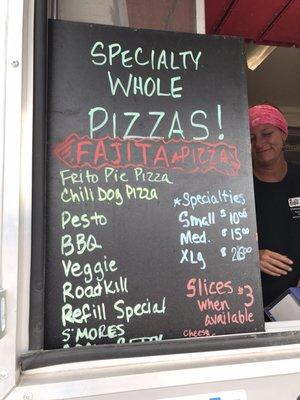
[29,0,48,351]
[21,330,300,371]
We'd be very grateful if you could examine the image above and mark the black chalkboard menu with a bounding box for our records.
[44,20,264,349]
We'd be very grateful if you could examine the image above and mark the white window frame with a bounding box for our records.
[1,1,300,399]
[0,0,29,397]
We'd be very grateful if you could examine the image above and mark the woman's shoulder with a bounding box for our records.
[287,162,300,185]
[287,162,300,174]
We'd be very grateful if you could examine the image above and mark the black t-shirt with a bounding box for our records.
[254,163,300,307]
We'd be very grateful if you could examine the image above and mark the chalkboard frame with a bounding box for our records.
[29,0,48,351]
[28,0,300,368]
[22,330,300,371]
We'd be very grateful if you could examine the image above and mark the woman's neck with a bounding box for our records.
[253,159,288,182]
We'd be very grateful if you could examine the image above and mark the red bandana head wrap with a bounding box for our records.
[249,104,288,134]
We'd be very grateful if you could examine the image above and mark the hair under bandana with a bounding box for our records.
[249,104,288,134]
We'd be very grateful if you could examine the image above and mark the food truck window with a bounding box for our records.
[247,45,300,165]
[23,0,300,371]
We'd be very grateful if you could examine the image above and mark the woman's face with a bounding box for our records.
[250,124,287,167]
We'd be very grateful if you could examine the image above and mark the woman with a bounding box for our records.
[249,104,300,307]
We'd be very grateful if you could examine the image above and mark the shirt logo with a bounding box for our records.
[288,197,300,208]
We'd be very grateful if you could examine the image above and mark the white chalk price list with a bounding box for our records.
[174,188,252,269]
[174,188,256,334]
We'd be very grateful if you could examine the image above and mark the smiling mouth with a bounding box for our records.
[257,148,271,154]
